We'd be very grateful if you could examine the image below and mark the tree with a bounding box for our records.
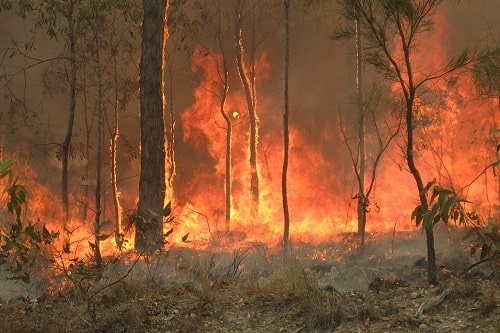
[215,0,233,231]
[0,0,81,252]
[336,2,401,250]
[338,89,400,250]
[59,0,78,253]
[342,0,473,284]
[354,11,367,249]
[135,0,168,253]
[88,0,105,267]
[282,0,291,254]
[234,0,260,217]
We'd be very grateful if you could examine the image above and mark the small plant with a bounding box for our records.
[411,178,499,275]
[464,218,499,265]
[411,180,469,231]
[0,158,58,282]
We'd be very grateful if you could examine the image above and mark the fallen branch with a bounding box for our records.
[290,325,305,333]
[414,282,454,320]
[460,254,498,276]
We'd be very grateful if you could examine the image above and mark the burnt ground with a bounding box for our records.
[0,225,498,333]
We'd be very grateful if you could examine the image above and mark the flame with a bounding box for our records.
[0,5,496,262]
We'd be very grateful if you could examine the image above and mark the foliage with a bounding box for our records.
[472,47,500,98]
[465,218,499,261]
[411,179,469,231]
[0,159,58,283]
[412,178,499,263]
[460,129,499,260]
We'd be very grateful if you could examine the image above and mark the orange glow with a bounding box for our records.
[0,7,497,261]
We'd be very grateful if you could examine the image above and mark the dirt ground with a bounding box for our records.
[0,227,498,333]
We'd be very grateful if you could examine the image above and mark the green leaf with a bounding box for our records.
[411,205,421,220]
[100,220,113,229]
[12,241,28,251]
[464,227,479,240]
[0,159,13,179]
[420,179,436,198]
[443,195,460,223]
[488,129,500,137]
[165,227,174,238]
[96,234,110,241]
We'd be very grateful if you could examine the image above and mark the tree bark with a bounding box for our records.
[235,1,260,217]
[406,94,436,284]
[355,16,367,250]
[217,5,232,231]
[93,4,104,267]
[111,49,123,249]
[282,0,291,254]
[136,0,167,253]
[61,0,77,252]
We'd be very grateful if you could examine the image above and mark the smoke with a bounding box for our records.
[0,0,498,247]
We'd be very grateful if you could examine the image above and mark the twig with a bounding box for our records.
[91,250,145,296]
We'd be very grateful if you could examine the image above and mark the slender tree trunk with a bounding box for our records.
[406,94,436,283]
[355,17,367,249]
[166,65,176,200]
[111,51,123,249]
[92,2,104,268]
[136,0,167,253]
[221,92,231,231]
[216,4,232,231]
[82,63,91,222]
[61,0,77,252]
[282,0,291,254]
[235,2,259,217]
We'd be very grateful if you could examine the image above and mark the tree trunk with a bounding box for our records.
[216,2,232,231]
[235,2,259,217]
[406,96,437,284]
[92,2,104,268]
[82,63,91,222]
[222,103,231,231]
[111,51,123,249]
[355,16,367,249]
[136,0,167,253]
[166,64,176,201]
[61,0,77,253]
[282,0,291,255]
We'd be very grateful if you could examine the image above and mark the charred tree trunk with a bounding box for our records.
[282,0,291,254]
[235,2,259,217]
[61,0,77,252]
[111,51,123,249]
[136,0,167,253]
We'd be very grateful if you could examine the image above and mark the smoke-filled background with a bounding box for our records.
[0,0,498,249]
